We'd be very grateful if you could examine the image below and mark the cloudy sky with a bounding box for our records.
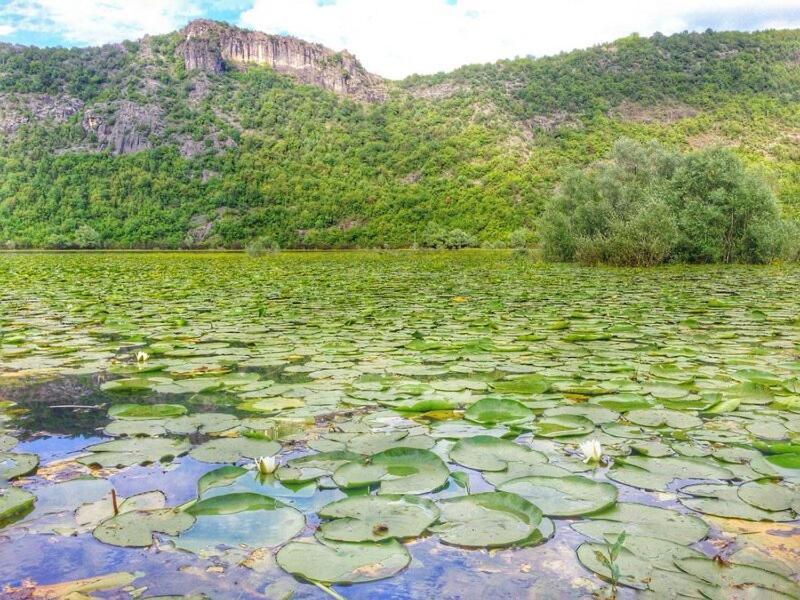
[1,0,799,78]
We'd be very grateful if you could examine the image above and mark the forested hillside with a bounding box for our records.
[0,21,798,248]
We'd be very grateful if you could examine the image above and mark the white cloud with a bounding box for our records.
[2,0,202,45]
[0,24,17,36]
[239,0,800,78]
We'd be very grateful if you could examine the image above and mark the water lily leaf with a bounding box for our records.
[625,408,702,430]
[197,466,248,497]
[430,491,543,548]
[766,453,800,469]
[429,421,509,439]
[737,479,798,512]
[104,419,167,437]
[491,375,550,395]
[276,451,363,483]
[164,413,240,435]
[345,431,435,454]
[93,508,195,547]
[318,495,439,542]
[189,438,280,464]
[532,414,594,438]
[543,405,619,425]
[571,502,708,545]
[464,397,534,426]
[173,492,305,553]
[590,394,652,412]
[108,403,187,420]
[577,535,705,591]
[0,435,18,452]
[675,556,800,597]
[608,455,734,492]
[0,487,35,522]
[644,382,690,399]
[333,448,449,495]
[482,463,573,487]
[380,398,456,412]
[100,378,153,393]
[77,438,190,468]
[277,538,411,584]
[448,435,546,471]
[0,452,39,480]
[498,475,617,516]
[679,483,795,521]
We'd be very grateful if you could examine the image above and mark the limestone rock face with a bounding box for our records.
[82,101,164,155]
[178,19,386,102]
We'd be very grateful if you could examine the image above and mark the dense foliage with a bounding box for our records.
[540,139,795,265]
[0,27,798,250]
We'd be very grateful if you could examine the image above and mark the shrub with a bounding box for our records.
[246,236,280,257]
[540,139,792,265]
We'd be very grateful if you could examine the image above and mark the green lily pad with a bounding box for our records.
[0,452,39,480]
[77,438,190,468]
[571,502,709,545]
[276,538,411,583]
[430,491,543,548]
[737,479,798,512]
[448,435,546,471]
[197,466,248,497]
[189,438,280,464]
[346,431,435,454]
[276,451,363,483]
[679,483,795,521]
[491,375,551,395]
[174,493,305,553]
[624,408,702,429]
[108,403,187,420]
[482,463,574,487]
[464,397,534,426]
[318,495,439,542]
[532,415,594,438]
[577,535,705,591]
[93,508,195,547]
[675,556,800,597]
[608,455,734,492]
[543,405,619,425]
[498,475,617,517]
[333,448,449,495]
[0,487,35,522]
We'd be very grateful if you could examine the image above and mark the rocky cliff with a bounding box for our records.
[178,20,386,102]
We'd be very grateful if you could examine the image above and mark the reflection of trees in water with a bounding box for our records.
[4,375,108,437]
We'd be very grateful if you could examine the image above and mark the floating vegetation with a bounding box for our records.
[0,251,799,598]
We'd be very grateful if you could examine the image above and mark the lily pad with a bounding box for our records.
[318,495,439,542]
[77,438,190,468]
[276,538,411,583]
[448,435,546,471]
[679,483,795,521]
[430,491,543,548]
[93,508,195,547]
[108,403,187,420]
[737,479,797,512]
[174,493,305,553]
[0,487,35,522]
[498,475,617,516]
[276,451,363,483]
[464,397,534,426]
[571,502,708,545]
[189,438,280,464]
[531,415,594,438]
[608,455,734,492]
[0,452,39,480]
[333,448,449,495]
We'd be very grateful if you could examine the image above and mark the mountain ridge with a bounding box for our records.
[0,22,798,248]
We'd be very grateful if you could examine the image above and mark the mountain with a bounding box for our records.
[0,21,798,248]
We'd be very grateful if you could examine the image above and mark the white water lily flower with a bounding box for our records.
[579,439,603,464]
[256,455,278,475]
[136,351,149,363]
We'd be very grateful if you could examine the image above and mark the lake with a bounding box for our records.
[0,251,798,599]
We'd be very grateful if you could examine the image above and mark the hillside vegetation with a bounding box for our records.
[0,24,798,249]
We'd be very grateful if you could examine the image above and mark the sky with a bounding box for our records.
[1,0,799,78]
